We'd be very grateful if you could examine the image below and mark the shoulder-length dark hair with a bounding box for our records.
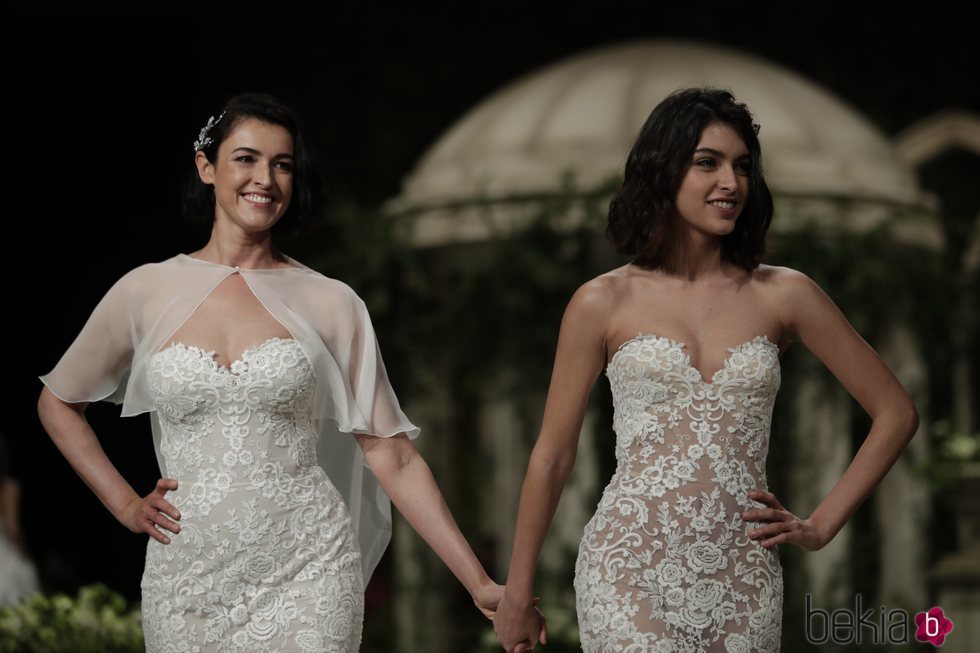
[606,87,773,272]
[182,93,324,238]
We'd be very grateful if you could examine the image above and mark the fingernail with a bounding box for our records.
[163,537,170,544]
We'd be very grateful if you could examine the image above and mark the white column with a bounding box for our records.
[791,362,854,607]
[876,325,930,608]
[393,394,451,653]
[483,395,599,642]
[482,395,523,578]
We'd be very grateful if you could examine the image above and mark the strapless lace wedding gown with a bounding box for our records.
[574,334,783,653]
[142,337,363,653]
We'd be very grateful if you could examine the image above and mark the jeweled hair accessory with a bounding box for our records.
[192,111,226,152]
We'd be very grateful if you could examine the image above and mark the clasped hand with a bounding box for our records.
[117,478,182,544]
[742,489,827,551]
[492,593,548,653]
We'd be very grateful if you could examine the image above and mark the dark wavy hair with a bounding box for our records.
[182,93,324,238]
[606,87,773,272]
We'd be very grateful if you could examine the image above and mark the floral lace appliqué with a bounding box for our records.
[144,338,364,653]
[575,334,783,653]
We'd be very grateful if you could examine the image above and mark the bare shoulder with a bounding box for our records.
[753,264,843,343]
[566,266,632,321]
[754,263,812,287]
[752,264,826,304]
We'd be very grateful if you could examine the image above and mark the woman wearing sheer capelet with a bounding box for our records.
[37,93,544,652]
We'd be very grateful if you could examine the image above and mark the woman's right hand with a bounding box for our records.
[493,592,547,653]
[117,478,181,544]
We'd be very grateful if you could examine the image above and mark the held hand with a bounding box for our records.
[473,580,505,620]
[118,478,181,544]
[513,608,547,653]
[493,593,548,653]
[743,489,826,551]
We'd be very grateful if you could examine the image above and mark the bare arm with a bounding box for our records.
[37,386,181,543]
[494,282,610,652]
[744,270,919,549]
[355,432,501,616]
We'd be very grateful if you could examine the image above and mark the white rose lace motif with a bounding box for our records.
[574,334,783,653]
[143,338,363,653]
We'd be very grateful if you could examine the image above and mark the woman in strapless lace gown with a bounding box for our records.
[492,89,919,653]
[37,93,530,653]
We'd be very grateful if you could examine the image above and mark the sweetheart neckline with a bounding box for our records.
[154,336,299,373]
[608,333,779,385]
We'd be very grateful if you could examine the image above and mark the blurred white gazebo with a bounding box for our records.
[390,39,938,247]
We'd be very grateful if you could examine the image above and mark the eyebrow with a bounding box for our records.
[231,146,294,159]
[694,147,751,159]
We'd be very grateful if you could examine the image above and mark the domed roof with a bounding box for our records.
[392,40,927,212]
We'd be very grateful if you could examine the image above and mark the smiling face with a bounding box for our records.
[673,121,752,239]
[195,118,295,236]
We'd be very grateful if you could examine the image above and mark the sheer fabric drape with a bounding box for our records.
[41,254,418,581]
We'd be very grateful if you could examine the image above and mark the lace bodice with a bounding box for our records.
[150,338,319,489]
[141,337,363,653]
[575,334,783,652]
[39,254,420,585]
[607,334,780,503]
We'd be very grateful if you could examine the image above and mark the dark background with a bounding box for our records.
[5,0,978,613]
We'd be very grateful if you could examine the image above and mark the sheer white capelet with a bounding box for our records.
[39,253,419,583]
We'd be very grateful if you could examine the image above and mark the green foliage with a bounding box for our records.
[768,214,977,476]
[0,585,143,653]
[916,418,980,492]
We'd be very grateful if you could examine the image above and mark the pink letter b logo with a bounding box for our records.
[915,606,953,646]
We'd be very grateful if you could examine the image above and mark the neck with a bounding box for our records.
[668,231,727,281]
[194,222,284,269]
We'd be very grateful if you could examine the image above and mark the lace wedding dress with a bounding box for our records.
[41,255,420,653]
[574,334,783,653]
[142,337,363,653]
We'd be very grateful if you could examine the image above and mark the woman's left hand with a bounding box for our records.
[742,489,828,551]
[473,580,505,620]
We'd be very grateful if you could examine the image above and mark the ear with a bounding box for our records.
[195,151,215,185]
